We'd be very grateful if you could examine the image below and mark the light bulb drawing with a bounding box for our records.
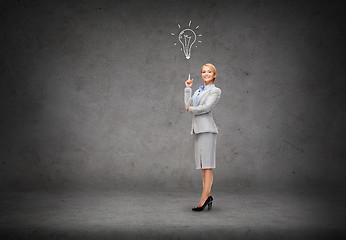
[171,21,202,60]
[178,29,196,59]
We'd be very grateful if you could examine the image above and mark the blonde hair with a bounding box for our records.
[201,63,217,80]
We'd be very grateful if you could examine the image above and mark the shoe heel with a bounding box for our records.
[208,202,212,210]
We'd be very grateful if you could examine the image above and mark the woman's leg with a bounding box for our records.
[204,169,213,195]
[198,169,213,207]
[202,169,205,188]
[198,170,206,206]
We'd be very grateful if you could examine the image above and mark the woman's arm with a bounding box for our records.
[184,87,193,109]
[188,88,221,115]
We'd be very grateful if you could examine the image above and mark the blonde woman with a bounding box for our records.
[184,63,221,211]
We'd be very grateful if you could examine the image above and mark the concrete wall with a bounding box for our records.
[1,0,345,191]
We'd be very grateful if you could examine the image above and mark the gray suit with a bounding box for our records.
[184,85,221,134]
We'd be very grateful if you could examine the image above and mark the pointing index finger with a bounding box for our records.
[188,74,190,80]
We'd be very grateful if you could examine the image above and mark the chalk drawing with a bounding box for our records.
[171,21,202,60]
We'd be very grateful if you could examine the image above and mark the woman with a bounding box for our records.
[184,63,221,211]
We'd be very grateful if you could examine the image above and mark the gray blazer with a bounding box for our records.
[184,85,221,134]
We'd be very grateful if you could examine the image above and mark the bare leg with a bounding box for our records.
[202,169,206,188]
[198,169,213,207]
[204,169,213,195]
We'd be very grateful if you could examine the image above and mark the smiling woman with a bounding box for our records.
[184,63,221,211]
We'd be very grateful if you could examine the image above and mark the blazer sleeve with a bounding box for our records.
[184,87,194,109]
[188,88,221,115]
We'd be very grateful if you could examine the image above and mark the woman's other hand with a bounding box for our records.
[185,74,193,88]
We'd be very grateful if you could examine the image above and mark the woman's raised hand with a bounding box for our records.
[185,74,193,88]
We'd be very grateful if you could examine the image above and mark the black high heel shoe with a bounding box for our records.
[192,195,213,211]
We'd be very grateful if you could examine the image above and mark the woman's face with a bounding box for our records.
[201,66,215,83]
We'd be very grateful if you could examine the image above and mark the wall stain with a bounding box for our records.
[282,140,304,153]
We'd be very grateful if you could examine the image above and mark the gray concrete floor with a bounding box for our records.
[0,187,345,239]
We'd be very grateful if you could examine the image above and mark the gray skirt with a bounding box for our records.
[194,132,217,169]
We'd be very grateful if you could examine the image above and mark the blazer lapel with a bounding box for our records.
[197,85,214,105]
